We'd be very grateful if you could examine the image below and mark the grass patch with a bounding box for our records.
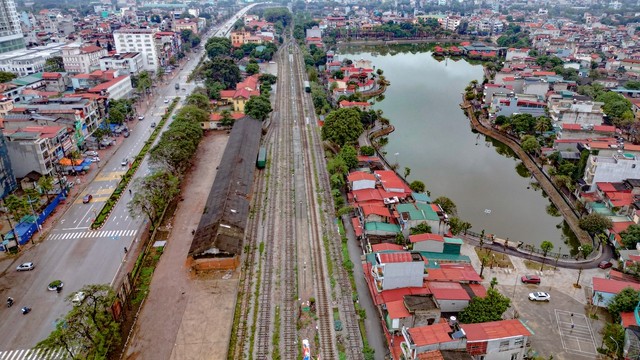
[475,248,514,269]
[523,259,556,271]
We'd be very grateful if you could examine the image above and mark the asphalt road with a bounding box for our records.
[0,6,256,354]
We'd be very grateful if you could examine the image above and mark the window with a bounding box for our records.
[499,340,510,351]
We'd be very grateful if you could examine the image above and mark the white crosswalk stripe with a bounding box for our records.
[0,348,71,359]
[46,229,138,241]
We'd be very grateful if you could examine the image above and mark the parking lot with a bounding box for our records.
[504,284,600,360]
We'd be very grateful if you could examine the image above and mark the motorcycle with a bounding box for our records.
[21,307,31,315]
[6,297,13,308]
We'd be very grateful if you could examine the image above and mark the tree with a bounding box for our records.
[220,110,234,128]
[37,175,55,201]
[45,56,64,72]
[321,108,363,147]
[621,224,640,249]
[459,288,511,324]
[0,71,16,83]
[156,67,165,81]
[601,323,625,359]
[608,287,640,322]
[521,135,541,153]
[433,196,457,216]
[449,217,471,235]
[37,284,120,359]
[410,222,432,235]
[185,93,210,110]
[205,37,232,59]
[150,14,161,23]
[128,170,181,228]
[360,145,375,156]
[580,244,593,259]
[338,145,358,170]
[579,213,613,234]
[174,105,209,124]
[404,167,411,179]
[244,95,272,121]
[259,73,277,85]
[136,70,152,95]
[409,180,426,193]
[540,240,554,270]
[108,107,125,125]
[202,57,241,89]
[330,173,345,189]
[246,62,260,75]
[327,156,348,175]
[5,194,30,224]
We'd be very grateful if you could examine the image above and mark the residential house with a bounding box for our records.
[490,94,546,118]
[409,233,445,253]
[173,18,198,34]
[584,154,640,191]
[385,296,441,335]
[41,72,69,93]
[219,74,260,113]
[113,28,160,72]
[339,100,371,110]
[4,125,74,178]
[99,52,144,75]
[61,43,107,74]
[427,282,470,312]
[359,204,393,223]
[371,251,425,292]
[202,112,244,130]
[548,99,605,126]
[154,31,181,68]
[592,277,640,306]
[396,202,443,236]
[348,171,376,191]
[0,96,14,120]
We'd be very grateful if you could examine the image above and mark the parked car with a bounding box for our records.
[121,158,129,166]
[521,275,541,284]
[123,131,130,138]
[164,99,169,104]
[83,194,93,203]
[150,122,156,128]
[598,260,613,269]
[529,292,550,301]
[84,151,98,157]
[16,262,35,271]
[88,157,100,162]
[138,115,144,121]
[71,291,86,306]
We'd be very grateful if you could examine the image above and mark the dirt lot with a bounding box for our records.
[123,131,238,360]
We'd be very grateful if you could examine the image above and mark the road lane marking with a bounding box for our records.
[46,229,138,241]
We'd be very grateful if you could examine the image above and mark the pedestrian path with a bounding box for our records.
[0,347,69,359]
[47,229,137,241]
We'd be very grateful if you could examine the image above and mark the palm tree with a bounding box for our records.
[534,116,552,135]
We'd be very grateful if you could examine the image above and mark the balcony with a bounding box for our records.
[371,264,384,280]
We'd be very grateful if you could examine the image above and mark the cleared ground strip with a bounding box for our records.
[47,229,138,241]
[555,309,598,357]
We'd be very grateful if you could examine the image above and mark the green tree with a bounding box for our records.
[321,108,363,147]
[330,173,345,189]
[37,175,55,201]
[459,288,511,323]
[259,73,277,85]
[202,57,241,89]
[185,93,210,110]
[579,213,613,234]
[601,323,625,358]
[36,284,120,359]
[327,156,348,175]
[608,287,640,322]
[5,194,30,223]
[540,240,554,270]
[410,222,432,235]
[404,167,411,179]
[136,70,152,95]
[244,95,272,121]
[45,56,64,72]
[246,62,260,75]
[449,217,471,235]
[521,135,541,153]
[108,107,125,125]
[128,170,181,228]
[174,105,209,124]
[205,37,232,59]
[0,71,16,83]
[580,244,593,259]
[433,196,457,216]
[409,180,426,193]
[338,145,358,170]
[219,110,234,128]
[621,224,640,249]
[360,145,375,156]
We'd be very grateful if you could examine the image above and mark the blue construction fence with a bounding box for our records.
[0,191,67,251]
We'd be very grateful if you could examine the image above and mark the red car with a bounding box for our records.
[598,261,613,269]
[521,275,541,284]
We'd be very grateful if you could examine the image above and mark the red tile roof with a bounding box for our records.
[409,233,444,243]
[375,170,411,193]
[597,182,618,192]
[621,312,638,328]
[461,319,531,341]
[380,287,431,304]
[352,217,363,237]
[417,350,445,360]
[428,282,470,300]
[347,171,376,182]
[351,188,384,204]
[427,264,482,283]
[42,72,62,79]
[386,300,411,319]
[407,323,454,347]
[361,204,391,218]
[379,252,413,264]
[371,243,404,252]
[80,45,103,53]
[593,277,640,294]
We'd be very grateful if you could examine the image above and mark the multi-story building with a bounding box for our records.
[370,251,424,292]
[173,18,198,34]
[4,125,74,178]
[0,0,25,54]
[443,15,461,32]
[0,42,67,77]
[154,31,181,68]
[584,154,640,191]
[99,52,144,75]
[548,99,605,126]
[61,43,108,74]
[113,28,159,72]
[8,97,102,148]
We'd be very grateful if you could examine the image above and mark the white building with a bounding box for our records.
[113,28,159,72]
[584,154,640,191]
[62,43,107,74]
[99,52,144,75]
[0,42,67,77]
[0,0,25,54]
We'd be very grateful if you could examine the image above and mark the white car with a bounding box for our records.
[528,292,550,302]
[71,291,86,306]
[16,262,35,271]
[84,151,98,157]
[138,115,144,121]
[164,99,169,104]
[121,158,129,166]
[88,157,100,162]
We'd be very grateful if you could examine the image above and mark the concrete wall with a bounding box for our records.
[382,261,423,290]
[433,298,468,312]
[413,241,444,253]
